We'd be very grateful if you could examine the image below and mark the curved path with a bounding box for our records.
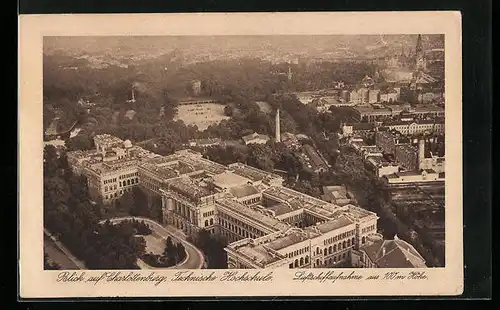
[103,217,205,269]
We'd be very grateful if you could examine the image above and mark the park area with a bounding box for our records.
[174,103,230,131]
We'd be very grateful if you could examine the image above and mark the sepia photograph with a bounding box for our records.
[19,12,463,297]
[42,34,445,271]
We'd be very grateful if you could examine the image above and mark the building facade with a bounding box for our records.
[395,144,419,171]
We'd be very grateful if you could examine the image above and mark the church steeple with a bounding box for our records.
[415,34,424,55]
[414,34,427,72]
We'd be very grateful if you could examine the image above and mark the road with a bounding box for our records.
[104,217,205,269]
[44,229,86,269]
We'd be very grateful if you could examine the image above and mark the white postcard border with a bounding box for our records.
[18,11,463,298]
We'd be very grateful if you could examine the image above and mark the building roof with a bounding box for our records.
[413,104,444,113]
[354,106,392,115]
[360,236,427,268]
[166,177,215,200]
[302,144,328,169]
[229,163,282,184]
[367,156,397,168]
[124,110,136,119]
[267,203,294,216]
[316,216,355,233]
[322,185,348,201]
[212,171,251,189]
[94,134,124,146]
[381,69,414,83]
[242,132,270,144]
[216,198,290,232]
[414,72,438,84]
[266,230,309,251]
[237,244,282,266]
[229,184,260,198]
[352,123,375,131]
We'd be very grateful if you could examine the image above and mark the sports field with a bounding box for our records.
[174,103,230,131]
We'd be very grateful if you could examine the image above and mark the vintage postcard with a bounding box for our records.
[18,12,463,298]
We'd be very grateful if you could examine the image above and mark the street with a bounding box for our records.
[106,217,205,269]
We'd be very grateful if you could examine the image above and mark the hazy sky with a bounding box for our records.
[44,34,444,56]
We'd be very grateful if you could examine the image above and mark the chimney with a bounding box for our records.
[275,109,281,142]
[418,139,425,168]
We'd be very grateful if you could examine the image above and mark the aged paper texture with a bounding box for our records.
[19,12,463,298]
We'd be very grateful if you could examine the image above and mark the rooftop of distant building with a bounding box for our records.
[229,163,282,184]
[360,236,427,268]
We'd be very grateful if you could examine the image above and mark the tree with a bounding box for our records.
[223,105,234,117]
[66,133,94,151]
[175,242,186,262]
[164,236,176,266]
[116,191,135,214]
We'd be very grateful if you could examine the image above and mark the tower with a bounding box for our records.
[275,109,281,142]
[287,67,292,80]
[415,34,427,71]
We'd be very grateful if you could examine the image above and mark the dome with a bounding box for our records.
[123,140,132,148]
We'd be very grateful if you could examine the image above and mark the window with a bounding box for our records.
[305,256,309,264]
[343,241,346,249]
[334,244,337,252]
[209,218,214,226]
[294,259,299,268]
[300,257,304,266]
[205,220,209,227]
[362,236,366,244]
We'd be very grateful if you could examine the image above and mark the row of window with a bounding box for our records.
[288,255,310,268]
[173,203,195,221]
[103,177,117,184]
[104,177,138,192]
[219,212,263,236]
[204,218,214,227]
[362,225,375,234]
[203,210,215,218]
[314,252,348,267]
[323,229,356,246]
[219,218,263,239]
[105,192,118,200]
[241,197,260,205]
[287,246,310,258]
[105,186,134,199]
[119,172,138,180]
[119,177,138,187]
[320,238,355,256]
[105,184,118,192]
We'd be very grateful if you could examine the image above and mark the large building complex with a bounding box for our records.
[67,134,395,269]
